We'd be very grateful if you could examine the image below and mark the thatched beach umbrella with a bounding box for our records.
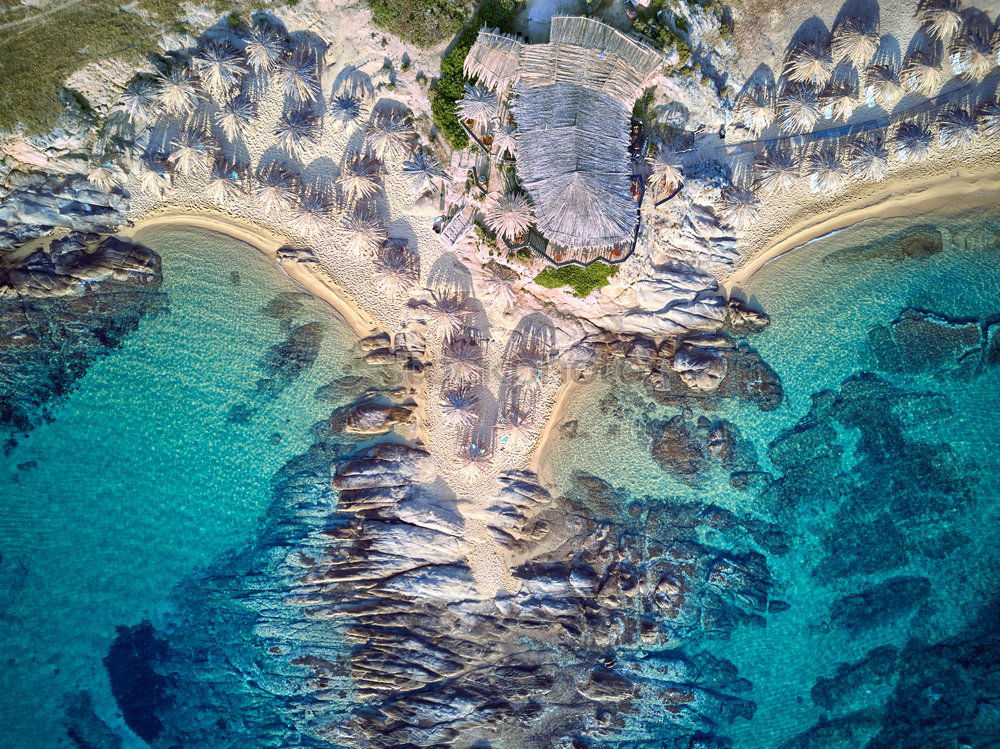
[245,23,288,73]
[337,155,382,207]
[373,240,418,295]
[646,148,683,194]
[402,148,446,194]
[427,292,467,341]
[329,93,367,131]
[168,131,210,176]
[281,47,321,104]
[484,192,533,243]
[206,157,248,205]
[831,18,879,69]
[255,162,299,215]
[87,159,123,193]
[951,26,995,81]
[193,39,247,99]
[916,0,963,45]
[937,106,977,148]
[979,100,1000,137]
[457,84,498,130]
[341,208,387,259]
[156,64,199,117]
[478,262,518,311]
[778,86,821,133]
[716,187,759,230]
[497,408,532,447]
[217,95,255,141]
[901,51,946,96]
[808,147,845,193]
[821,81,859,121]
[120,78,159,126]
[506,348,545,391]
[139,153,172,197]
[440,387,478,429]
[848,133,890,181]
[894,121,934,161]
[863,65,903,108]
[274,108,320,160]
[493,122,517,158]
[785,41,834,87]
[457,442,491,480]
[442,338,484,387]
[754,148,798,194]
[364,110,415,162]
[737,84,775,134]
[292,187,333,237]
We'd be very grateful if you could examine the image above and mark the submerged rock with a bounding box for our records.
[869,307,986,378]
[829,576,931,634]
[103,622,172,744]
[811,645,900,712]
[651,415,705,477]
[823,224,943,265]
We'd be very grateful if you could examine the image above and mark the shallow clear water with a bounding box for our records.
[546,207,1000,746]
[0,227,360,747]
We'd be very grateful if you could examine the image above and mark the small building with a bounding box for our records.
[465,17,666,265]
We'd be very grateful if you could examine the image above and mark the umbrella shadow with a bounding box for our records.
[427,252,475,303]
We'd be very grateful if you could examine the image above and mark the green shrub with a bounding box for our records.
[534,262,619,297]
[365,0,473,48]
[429,0,520,150]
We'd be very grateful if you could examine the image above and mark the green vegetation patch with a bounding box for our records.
[365,0,474,48]
[534,262,620,298]
[429,0,520,150]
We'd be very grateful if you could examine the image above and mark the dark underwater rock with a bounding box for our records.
[781,708,884,749]
[868,308,984,378]
[262,322,324,380]
[810,645,900,712]
[63,691,123,749]
[822,224,943,265]
[103,621,172,743]
[829,576,931,634]
[651,414,705,478]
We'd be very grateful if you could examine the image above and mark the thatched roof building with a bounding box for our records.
[466,17,666,264]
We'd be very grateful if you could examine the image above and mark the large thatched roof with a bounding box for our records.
[468,17,665,255]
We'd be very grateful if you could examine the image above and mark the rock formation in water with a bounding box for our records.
[0,232,163,437]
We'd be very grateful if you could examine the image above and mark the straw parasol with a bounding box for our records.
[863,64,903,108]
[341,208,387,259]
[848,132,890,181]
[778,85,822,133]
[440,387,479,429]
[496,408,533,447]
[493,122,517,158]
[337,155,382,206]
[478,262,518,311]
[156,64,199,117]
[754,148,799,194]
[808,147,845,193]
[364,110,416,162]
[139,153,172,197]
[951,25,995,82]
[281,47,321,104]
[901,51,946,96]
[120,78,159,126]
[206,157,247,205]
[916,0,963,45]
[457,442,491,480]
[483,192,533,242]
[716,187,759,230]
[645,148,683,194]
[821,80,860,121]
[168,131,211,176]
[402,148,446,194]
[894,121,934,161]
[193,39,247,99]
[456,84,499,130]
[506,348,545,391]
[373,240,418,295]
[979,100,1000,137]
[737,83,775,134]
[442,338,484,387]
[831,18,879,69]
[274,108,320,160]
[329,93,367,131]
[255,161,299,215]
[245,23,288,73]
[785,41,834,86]
[427,292,467,341]
[216,95,255,141]
[87,159,123,193]
[936,106,977,149]
[292,187,333,237]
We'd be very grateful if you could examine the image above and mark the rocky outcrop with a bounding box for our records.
[829,576,931,634]
[341,402,414,434]
[810,645,899,712]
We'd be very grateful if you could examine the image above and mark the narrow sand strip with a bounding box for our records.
[529,377,581,489]
[726,168,1000,291]
[123,210,381,339]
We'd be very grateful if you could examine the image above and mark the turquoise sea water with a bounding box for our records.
[546,207,1000,746]
[0,227,361,747]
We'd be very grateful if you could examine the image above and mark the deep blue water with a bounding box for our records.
[0,227,367,747]
[546,208,1000,746]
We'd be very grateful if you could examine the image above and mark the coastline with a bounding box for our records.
[121,210,381,340]
[726,166,1000,292]
[529,376,581,488]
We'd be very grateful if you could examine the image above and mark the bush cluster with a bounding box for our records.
[533,262,619,297]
